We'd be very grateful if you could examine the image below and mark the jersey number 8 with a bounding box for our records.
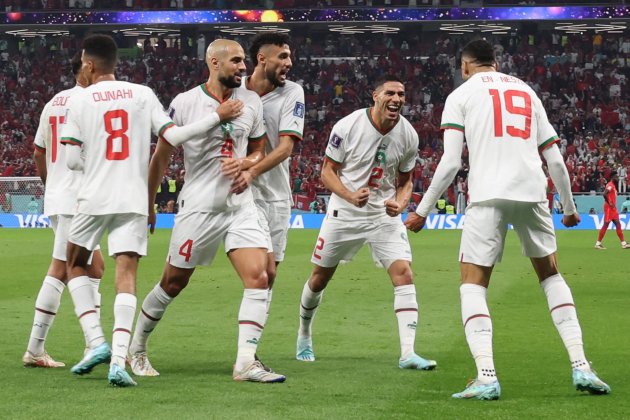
[104,109,129,160]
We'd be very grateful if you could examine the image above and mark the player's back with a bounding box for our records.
[445,71,557,204]
[63,80,161,215]
[35,85,83,216]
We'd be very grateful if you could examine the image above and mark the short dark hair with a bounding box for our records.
[249,32,290,66]
[70,51,82,76]
[373,75,404,91]
[82,34,118,72]
[461,39,496,66]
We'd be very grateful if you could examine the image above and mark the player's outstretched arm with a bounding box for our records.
[147,139,174,233]
[385,170,412,217]
[543,144,579,228]
[405,129,463,232]
[321,158,369,208]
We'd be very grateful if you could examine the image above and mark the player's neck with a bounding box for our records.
[247,69,275,97]
[93,73,115,84]
[205,79,232,102]
[369,107,398,133]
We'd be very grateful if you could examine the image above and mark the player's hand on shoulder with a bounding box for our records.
[216,99,243,122]
[384,199,403,217]
[349,187,370,208]
[562,213,580,228]
[404,212,426,232]
[221,157,242,179]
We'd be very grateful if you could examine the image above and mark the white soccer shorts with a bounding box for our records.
[167,204,268,269]
[50,214,100,263]
[460,200,557,267]
[69,213,147,257]
[254,198,291,262]
[310,212,412,269]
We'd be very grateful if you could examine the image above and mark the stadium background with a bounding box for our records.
[1,2,630,419]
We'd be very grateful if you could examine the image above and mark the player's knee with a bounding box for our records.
[87,263,105,280]
[266,266,277,287]
[161,274,189,297]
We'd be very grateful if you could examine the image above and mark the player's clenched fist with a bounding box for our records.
[404,212,426,232]
[562,213,580,228]
[348,187,370,208]
[221,157,242,179]
[384,199,404,217]
[216,99,244,121]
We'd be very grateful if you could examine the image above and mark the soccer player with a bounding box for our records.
[594,171,629,249]
[129,39,286,383]
[405,39,610,400]
[61,35,234,387]
[24,52,105,368]
[295,75,437,372]
[238,32,305,366]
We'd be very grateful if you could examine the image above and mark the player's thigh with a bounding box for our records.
[108,213,148,257]
[511,202,557,259]
[254,199,274,258]
[460,202,508,267]
[68,213,108,252]
[267,200,291,262]
[367,216,412,269]
[167,212,230,269]
[225,204,269,253]
[310,216,366,268]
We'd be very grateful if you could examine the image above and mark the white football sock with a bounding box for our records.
[460,283,496,383]
[27,276,65,356]
[540,274,588,371]
[130,283,173,354]
[111,293,137,368]
[68,276,105,348]
[89,277,101,319]
[235,288,267,371]
[394,284,418,360]
[298,281,323,337]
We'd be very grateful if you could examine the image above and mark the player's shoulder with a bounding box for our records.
[237,86,263,103]
[339,108,367,125]
[398,115,418,137]
[281,80,305,95]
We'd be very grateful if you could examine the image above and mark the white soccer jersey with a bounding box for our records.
[167,84,266,213]
[325,108,418,216]
[34,85,82,216]
[441,71,559,203]
[61,80,174,215]
[240,77,305,201]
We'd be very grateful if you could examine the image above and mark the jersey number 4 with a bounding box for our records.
[489,89,532,139]
[104,109,129,160]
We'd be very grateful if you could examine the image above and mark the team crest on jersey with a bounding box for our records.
[293,102,305,118]
[330,133,343,149]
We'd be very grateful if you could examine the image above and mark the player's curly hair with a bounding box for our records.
[70,51,82,76]
[249,32,291,67]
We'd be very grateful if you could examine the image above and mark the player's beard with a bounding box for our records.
[219,74,241,88]
[266,67,285,87]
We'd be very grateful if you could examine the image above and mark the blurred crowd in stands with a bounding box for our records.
[1,0,622,11]
[2,28,630,212]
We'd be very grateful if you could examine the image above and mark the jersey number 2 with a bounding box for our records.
[489,89,532,139]
[104,109,129,160]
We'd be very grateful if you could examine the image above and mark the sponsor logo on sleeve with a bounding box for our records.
[293,102,305,118]
[330,133,343,149]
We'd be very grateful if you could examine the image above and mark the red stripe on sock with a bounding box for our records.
[464,314,490,328]
[113,328,131,334]
[239,320,264,329]
[78,310,96,319]
[141,309,161,322]
[35,307,56,316]
[395,308,418,313]
[550,303,575,313]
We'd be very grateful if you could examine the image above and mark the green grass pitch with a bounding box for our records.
[1,228,628,419]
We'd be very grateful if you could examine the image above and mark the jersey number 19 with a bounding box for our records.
[489,89,532,140]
